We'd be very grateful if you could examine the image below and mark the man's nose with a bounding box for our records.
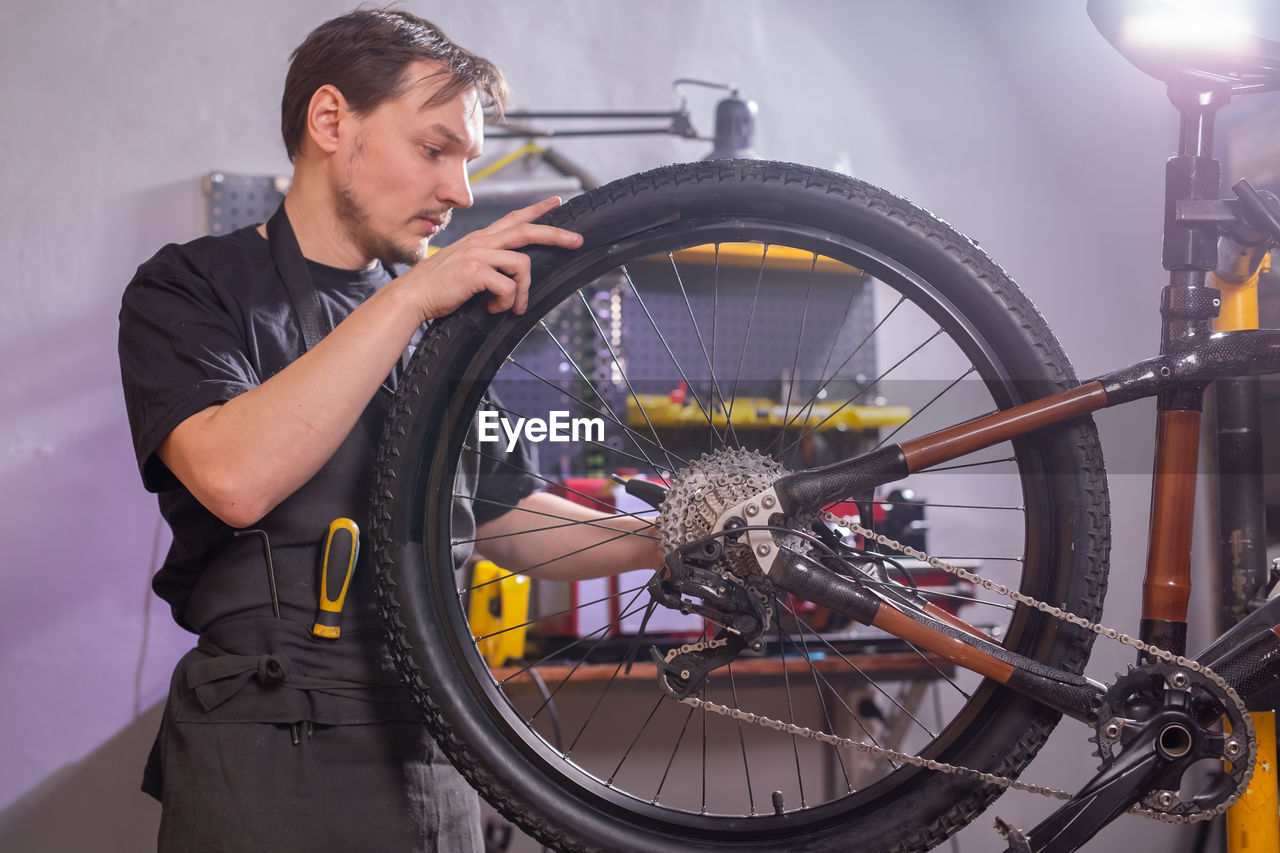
[439,163,473,210]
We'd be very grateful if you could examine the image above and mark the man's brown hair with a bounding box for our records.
[281,8,507,160]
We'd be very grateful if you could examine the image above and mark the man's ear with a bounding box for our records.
[304,84,348,156]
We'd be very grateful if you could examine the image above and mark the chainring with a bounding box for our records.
[1092,661,1249,816]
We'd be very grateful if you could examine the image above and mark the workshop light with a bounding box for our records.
[1122,3,1253,53]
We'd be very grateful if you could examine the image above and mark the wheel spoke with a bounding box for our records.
[911,456,1017,474]
[722,246,768,437]
[492,359,683,470]
[780,327,946,463]
[459,441,657,509]
[771,597,901,753]
[772,599,858,790]
[700,682,709,814]
[471,582,650,644]
[726,665,758,816]
[770,283,895,455]
[497,589,654,690]
[875,366,976,449]
[535,319,670,475]
[801,591,975,701]
[564,659,630,757]
[772,596,808,808]
[576,289,683,476]
[621,263,726,448]
[460,511,658,551]
[775,254,819,458]
[607,694,668,786]
[652,701,698,804]
[864,499,1024,512]
[777,578,939,739]
[665,251,743,450]
[710,244,722,456]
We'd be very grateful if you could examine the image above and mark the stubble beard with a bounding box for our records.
[334,182,428,267]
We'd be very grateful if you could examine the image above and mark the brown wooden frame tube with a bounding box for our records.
[870,601,1100,721]
[768,550,1102,721]
[772,381,1110,516]
[872,604,1015,682]
[1141,409,1201,623]
[900,381,1109,472]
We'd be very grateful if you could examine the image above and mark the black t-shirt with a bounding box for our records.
[124,228,382,472]
[119,225,537,631]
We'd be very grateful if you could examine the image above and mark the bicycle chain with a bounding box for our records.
[663,512,1256,824]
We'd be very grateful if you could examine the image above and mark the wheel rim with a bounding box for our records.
[409,217,1074,840]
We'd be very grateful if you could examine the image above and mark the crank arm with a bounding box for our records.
[768,550,1103,722]
[997,705,1203,853]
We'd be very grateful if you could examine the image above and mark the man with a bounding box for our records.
[119,9,660,851]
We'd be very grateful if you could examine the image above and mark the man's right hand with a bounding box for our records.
[400,196,583,323]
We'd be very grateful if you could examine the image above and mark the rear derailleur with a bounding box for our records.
[647,536,771,699]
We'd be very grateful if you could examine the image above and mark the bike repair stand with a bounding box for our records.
[1213,214,1279,851]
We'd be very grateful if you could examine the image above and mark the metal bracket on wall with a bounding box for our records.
[203,171,291,235]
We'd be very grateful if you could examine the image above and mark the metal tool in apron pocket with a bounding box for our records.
[232,526,304,744]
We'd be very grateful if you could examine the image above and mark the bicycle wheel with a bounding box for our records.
[372,160,1110,852]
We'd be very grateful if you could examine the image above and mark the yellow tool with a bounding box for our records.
[468,559,531,666]
[313,518,359,639]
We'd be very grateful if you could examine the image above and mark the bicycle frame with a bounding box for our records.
[750,324,1280,714]
[695,72,1280,852]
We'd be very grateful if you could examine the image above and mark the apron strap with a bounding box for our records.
[266,203,326,352]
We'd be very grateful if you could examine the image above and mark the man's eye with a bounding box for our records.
[423,147,441,159]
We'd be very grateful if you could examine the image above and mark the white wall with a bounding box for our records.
[2,1,1273,850]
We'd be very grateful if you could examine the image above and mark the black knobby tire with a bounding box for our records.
[371,160,1110,852]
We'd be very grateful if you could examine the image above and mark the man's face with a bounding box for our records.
[334,60,483,266]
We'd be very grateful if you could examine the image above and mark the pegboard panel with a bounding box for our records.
[487,251,877,479]
[619,254,876,402]
[204,171,290,235]
[489,278,626,478]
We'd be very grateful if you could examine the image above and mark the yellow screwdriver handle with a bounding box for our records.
[313,518,359,639]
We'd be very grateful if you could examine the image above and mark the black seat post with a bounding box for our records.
[1159,87,1230,363]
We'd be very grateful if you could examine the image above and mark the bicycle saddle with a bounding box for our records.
[1088,0,1280,92]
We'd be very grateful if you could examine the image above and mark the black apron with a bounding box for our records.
[142,206,482,853]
